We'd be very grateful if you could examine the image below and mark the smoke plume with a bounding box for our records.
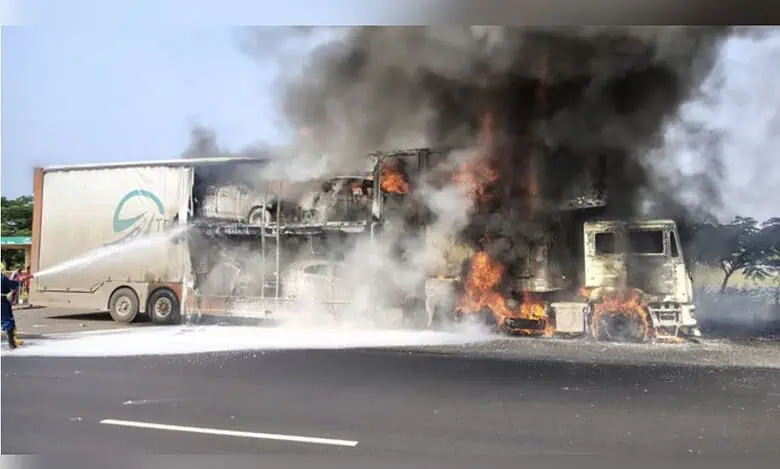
[265,27,730,297]
[187,26,763,328]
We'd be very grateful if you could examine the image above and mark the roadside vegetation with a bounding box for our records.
[1,195,33,268]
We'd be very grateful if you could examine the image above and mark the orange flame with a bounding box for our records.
[591,289,652,341]
[379,161,409,194]
[457,251,549,335]
[451,112,549,335]
[452,112,499,205]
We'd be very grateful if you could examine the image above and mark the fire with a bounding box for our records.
[452,113,499,206]
[458,251,502,314]
[457,251,549,335]
[452,157,499,206]
[591,289,652,342]
[452,112,548,335]
[379,161,409,194]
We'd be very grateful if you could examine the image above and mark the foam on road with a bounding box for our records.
[2,325,496,357]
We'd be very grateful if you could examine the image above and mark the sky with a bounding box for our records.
[1,25,286,197]
[1,22,779,221]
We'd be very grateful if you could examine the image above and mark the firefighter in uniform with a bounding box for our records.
[2,263,33,349]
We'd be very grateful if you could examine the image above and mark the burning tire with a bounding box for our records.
[593,310,649,343]
[108,287,140,324]
[148,288,181,325]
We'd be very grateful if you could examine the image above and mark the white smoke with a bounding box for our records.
[648,28,780,223]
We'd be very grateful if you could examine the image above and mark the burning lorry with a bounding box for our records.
[374,148,701,343]
[27,148,700,343]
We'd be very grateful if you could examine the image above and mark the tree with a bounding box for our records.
[1,195,33,269]
[691,216,780,293]
[1,195,33,236]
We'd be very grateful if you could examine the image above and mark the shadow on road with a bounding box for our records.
[46,311,151,323]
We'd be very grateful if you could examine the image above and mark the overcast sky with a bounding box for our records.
[2,24,778,221]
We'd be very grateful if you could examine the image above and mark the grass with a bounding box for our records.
[692,264,779,290]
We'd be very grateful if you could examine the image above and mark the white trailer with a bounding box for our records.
[29,157,265,324]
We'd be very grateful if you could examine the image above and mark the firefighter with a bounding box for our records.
[2,262,33,349]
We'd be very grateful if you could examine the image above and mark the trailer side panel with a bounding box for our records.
[31,165,193,312]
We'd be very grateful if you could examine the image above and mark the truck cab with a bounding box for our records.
[582,219,699,338]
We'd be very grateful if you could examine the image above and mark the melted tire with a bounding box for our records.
[596,312,648,343]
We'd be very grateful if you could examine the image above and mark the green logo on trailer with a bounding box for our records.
[108,189,167,245]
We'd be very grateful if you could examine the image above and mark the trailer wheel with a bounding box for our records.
[109,287,140,324]
[148,288,181,325]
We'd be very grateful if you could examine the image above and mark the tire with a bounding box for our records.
[148,288,181,325]
[109,287,140,324]
[594,311,648,343]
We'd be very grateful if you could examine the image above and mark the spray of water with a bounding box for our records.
[34,225,189,279]
[5,325,496,357]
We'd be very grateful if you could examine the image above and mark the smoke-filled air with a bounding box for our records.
[178,26,776,338]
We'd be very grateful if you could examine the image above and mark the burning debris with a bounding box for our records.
[456,250,549,336]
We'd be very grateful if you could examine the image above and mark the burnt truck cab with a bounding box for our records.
[550,219,699,341]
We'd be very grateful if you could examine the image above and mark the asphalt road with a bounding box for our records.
[3,345,780,466]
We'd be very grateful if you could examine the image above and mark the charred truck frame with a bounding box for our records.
[30,149,700,342]
[188,164,379,317]
[372,147,700,343]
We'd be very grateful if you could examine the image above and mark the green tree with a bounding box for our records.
[1,195,33,236]
[1,195,34,269]
[691,216,780,293]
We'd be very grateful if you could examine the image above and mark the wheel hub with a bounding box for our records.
[116,298,131,315]
[155,298,172,318]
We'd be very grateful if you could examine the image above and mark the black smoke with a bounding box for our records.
[269,27,731,269]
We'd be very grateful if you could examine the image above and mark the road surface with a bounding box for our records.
[3,342,779,465]
[11,306,151,336]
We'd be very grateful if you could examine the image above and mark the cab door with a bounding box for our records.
[583,221,628,289]
[626,224,675,297]
[669,227,694,303]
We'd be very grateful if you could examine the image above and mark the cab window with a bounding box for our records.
[670,231,680,258]
[628,230,664,255]
[595,232,617,255]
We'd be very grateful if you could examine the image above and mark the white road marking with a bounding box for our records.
[99,419,359,447]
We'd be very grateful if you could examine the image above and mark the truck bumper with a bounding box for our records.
[649,303,697,328]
